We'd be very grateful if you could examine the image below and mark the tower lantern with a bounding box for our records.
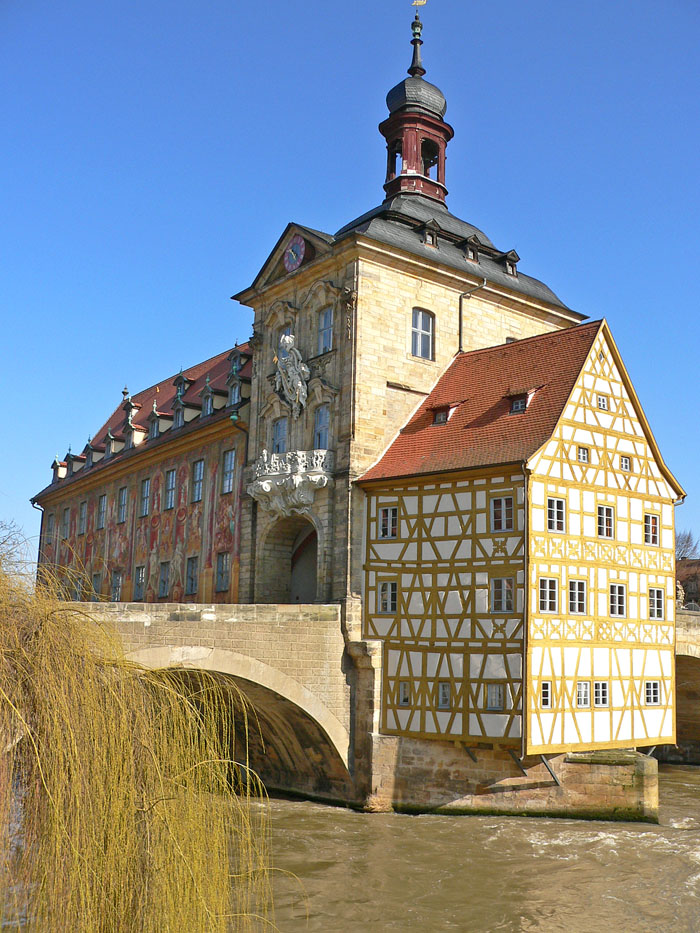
[379,13,454,203]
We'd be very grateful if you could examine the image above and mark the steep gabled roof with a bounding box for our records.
[359,322,603,483]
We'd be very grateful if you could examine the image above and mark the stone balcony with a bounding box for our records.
[247,449,334,517]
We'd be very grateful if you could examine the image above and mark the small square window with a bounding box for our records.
[576,682,590,708]
[594,681,609,708]
[378,581,397,614]
[645,681,661,705]
[541,681,552,709]
[486,683,505,710]
[577,446,589,464]
[547,497,566,533]
[491,496,514,532]
[379,507,398,539]
[399,681,411,707]
[644,514,659,546]
[433,408,449,425]
[437,681,451,710]
[597,395,609,411]
[510,396,527,414]
[620,456,631,472]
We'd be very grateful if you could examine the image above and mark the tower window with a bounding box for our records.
[388,140,403,180]
[421,138,439,178]
[411,308,434,360]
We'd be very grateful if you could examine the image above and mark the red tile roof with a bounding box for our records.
[359,322,603,483]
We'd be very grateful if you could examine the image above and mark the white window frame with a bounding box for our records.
[547,497,566,533]
[139,478,150,517]
[191,460,204,503]
[645,681,661,706]
[649,587,664,620]
[576,681,590,708]
[597,394,608,411]
[378,581,397,614]
[313,404,330,449]
[569,580,587,615]
[221,449,236,495]
[164,469,176,510]
[593,681,609,708]
[379,506,398,539]
[318,307,333,355]
[610,583,626,617]
[620,455,631,472]
[411,308,434,360]
[272,417,288,454]
[229,382,241,406]
[539,578,558,613]
[509,396,527,414]
[491,496,514,532]
[597,505,615,539]
[117,487,127,524]
[577,446,589,463]
[491,578,514,613]
[644,513,659,546]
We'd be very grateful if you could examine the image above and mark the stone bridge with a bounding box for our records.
[665,609,700,764]
[96,601,378,803]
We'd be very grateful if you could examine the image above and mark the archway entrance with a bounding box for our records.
[257,515,319,603]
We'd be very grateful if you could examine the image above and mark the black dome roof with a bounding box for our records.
[386,76,447,119]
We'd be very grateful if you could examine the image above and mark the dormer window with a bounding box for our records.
[506,261,517,276]
[433,407,449,425]
[229,382,241,406]
[467,245,478,262]
[463,235,480,263]
[149,419,159,440]
[124,431,133,450]
[503,250,520,277]
[510,395,527,414]
[173,408,184,429]
[85,451,92,468]
[202,395,213,417]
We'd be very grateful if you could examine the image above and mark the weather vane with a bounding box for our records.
[412,1,427,6]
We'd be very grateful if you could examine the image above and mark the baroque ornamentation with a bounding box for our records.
[247,449,335,517]
[274,334,310,419]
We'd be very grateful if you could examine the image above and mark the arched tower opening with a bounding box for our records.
[256,514,320,604]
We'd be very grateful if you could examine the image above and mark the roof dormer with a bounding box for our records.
[503,249,520,277]
[51,456,67,483]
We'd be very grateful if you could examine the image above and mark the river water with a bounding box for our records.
[269,765,700,932]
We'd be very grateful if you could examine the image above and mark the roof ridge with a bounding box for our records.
[130,344,246,402]
[455,319,602,362]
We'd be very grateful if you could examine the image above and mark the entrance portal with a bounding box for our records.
[257,515,319,603]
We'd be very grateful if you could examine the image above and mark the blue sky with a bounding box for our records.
[2,0,699,551]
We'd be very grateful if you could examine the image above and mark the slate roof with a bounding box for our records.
[359,321,603,483]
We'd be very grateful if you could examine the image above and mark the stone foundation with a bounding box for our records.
[366,734,658,821]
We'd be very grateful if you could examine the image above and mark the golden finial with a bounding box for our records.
[412,1,428,6]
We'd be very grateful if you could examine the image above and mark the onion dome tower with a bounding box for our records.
[379,13,454,203]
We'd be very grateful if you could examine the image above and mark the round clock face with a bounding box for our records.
[283,234,306,272]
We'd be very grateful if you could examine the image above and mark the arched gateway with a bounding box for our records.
[256,515,321,604]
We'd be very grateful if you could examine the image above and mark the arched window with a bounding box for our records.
[411,308,435,360]
[421,139,439,178]
[387,140,403,180]
[313,404,330,449]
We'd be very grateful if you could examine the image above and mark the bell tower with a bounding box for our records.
[379,14,454,203]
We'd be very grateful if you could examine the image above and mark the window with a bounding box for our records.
[649,587,664,620]
[491,578,514,613]
[78,501,87,536]
[610,583,626,617]
[510,396,527,414]
[594,681,609,708]
[491,496,514,532]
[421,138,439,178]
[272,418,288,454]
[398,681,410,707]
[505,260,517,276]
[547,497,565,533]
[379,506,398,539]
[111,571,123,602]
[644,514,659,546]
[424,229,437,247]
[139,478,151,517]
[620,456,631,472]
[91,573,102,601]
[576,682,590,708]
[433,408,449,424]
[149,419,159,440]
[221,449,236,494]
[318,307,333,354]
[117,487,127,524]
[185,556,199,596]
[313,404,330,449]
[437,682,451,710]
[202,395,213,417]
[645,681,661,706]
[539,578,558,613]
[378,581,397,614]
[61,508,70,539]
[215,552,231,592]
[164,469,176,510]
[97,494,107,530]
[230,382,241,406]
[577,446,589,463]
[173,408,184,429]
[569,580,587,615]
[133,566,145,601]
[598,505,614,539]
[158,562,170,599]
[541,681,552,709]
[597,394,609,411]
[277,325,292,359]
[46,513,55,540]
[411,308,434,360]
[191,460,204,503]
[486,683,505,710]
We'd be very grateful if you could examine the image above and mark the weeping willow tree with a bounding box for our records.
[0,549,273,932]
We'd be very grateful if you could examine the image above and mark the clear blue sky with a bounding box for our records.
[2,0,699,552]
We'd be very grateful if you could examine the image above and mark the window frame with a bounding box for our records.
[398,681,411,707]
[509,396,527,414]
[491,577,514,613]
[378,580,398,614]
[485,682,506,711]
[313,403,330,449]
[541,681,552,709]
[644,513,660,546]
[117,487,127,524]
[610,583,627,618]
[539,577,558,613]
[110,571,123,603]
[164,469,176,510]
[411,308,435,361]
[645,681,661,706]
[78,501,87,536]
[491,495,514,533]
[221,449,236,495]
[158,562,170,599]
[576,681,591,708]
[191,459,204,503]
[318,307,333,355]
[139,477,151,518]
[593,681,609,708]
[272,417,288,455]
[547,497,566,533]
[649,587,664,620]
[96,494,107,530]
[620,455,631,472]
[437,681,451,710]
[569,580,587,615]
[133,565,145,601]
[577,446,589,464]
[61,507,70,539]
[215,552,231,593]
[597,394,609,411]
[379,506,399,540]
[597,505,615,539]
[185,555,199,596]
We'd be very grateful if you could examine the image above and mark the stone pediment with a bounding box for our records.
[247,449,334,518]
[232,224,335,301]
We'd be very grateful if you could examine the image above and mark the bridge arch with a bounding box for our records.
[127,645,354,799]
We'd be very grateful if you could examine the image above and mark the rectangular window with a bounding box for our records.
[111,571,123,602]
[437,681,451,710]
[191,460,204,503]
[117,487,127,524]
[577,446,589,463]
[576,682,591,708]
[313,404,330,449]
[229,382,241,406]
[610,583,626,617]
[594,681,609,708]
[433,408,449,424]
[202,395,213,417]
[649,587,664,620]
[221,449,236,494]
[149,419,159,440]
[97,494,107,530]
[541,681,552,709]
[547,497,566,533]
[597,505,614,538]
[158,562,170,599]
[509,396,527,414]
[539,578,558,613]
[46,513,55,540]
[645,681,661,706]
[411,308,434,360]
[597,394,608,411]
[185,556,199,596]
[139,478,151,517]
[164,469,176,510]
[398,681,410,707]
[133,565,145,601]
[491,578,514,613]
[61,507,70,539]
[379,506,398,539]
[78,501,87,536]
[91,572,102,601]
[486,683,505,710]
[569,580,587,615]
[215,552,231,592]
[173,408,184,429]
[620,455,631,472]
[644,513,659,546]
[378,581,397,614]
[272,418,288,454]
[318,307,333,354]
[491,496,514,532]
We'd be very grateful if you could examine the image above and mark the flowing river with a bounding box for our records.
[269,765,700,932]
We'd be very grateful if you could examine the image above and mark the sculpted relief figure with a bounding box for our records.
[275,334,310,419]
